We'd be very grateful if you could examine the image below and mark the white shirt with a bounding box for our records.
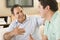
[7,16,43,40]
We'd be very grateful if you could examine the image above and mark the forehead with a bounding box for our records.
[14,7,23,11]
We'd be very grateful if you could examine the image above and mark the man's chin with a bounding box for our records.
[18,19,24,22]
[18,20,23,23]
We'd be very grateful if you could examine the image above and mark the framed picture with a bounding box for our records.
[6,0,33,7]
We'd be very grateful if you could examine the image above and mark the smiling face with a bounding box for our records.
[13,7,26,23]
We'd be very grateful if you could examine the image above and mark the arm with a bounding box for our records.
[41,34,48,40]
[3,27,25,40]
[29,34,34,40]
[37,16,44,26]
[40,25,48,40]
[39,25,48,40]
[3,31,14,40]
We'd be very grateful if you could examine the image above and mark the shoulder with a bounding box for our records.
[55,12,60,22]
[27,15,42,19]
[9,20,17,26]
[53,12,60,26]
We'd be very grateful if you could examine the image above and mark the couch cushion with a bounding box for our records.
[0,28,7,40]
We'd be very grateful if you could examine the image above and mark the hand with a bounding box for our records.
[29,34,34,40]
[12,27,25,36]
[42,35,48,40]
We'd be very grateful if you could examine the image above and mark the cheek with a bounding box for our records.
[39,8,44,13]
[39,9,44,15]
[15,15,18,18]
[39,10,46,17]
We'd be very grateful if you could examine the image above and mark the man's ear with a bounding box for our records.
[45,5,50,12]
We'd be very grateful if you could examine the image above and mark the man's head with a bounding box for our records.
[38,0,58,17]
[11,4,26,23]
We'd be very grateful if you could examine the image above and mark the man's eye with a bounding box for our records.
[17,12,19,14]
[20,10,22,13]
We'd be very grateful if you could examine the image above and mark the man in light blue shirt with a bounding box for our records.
[38,0,60,40]
[4,4,44,40]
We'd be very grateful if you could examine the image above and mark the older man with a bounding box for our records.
[4,4,44,40]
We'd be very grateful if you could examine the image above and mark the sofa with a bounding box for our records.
[0,28,7,40]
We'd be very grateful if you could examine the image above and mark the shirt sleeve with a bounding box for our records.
[44,25,48,35]
[36,16,44,26]
[6,20,17,32]
[30,16,44,40]
[54,17,60,40]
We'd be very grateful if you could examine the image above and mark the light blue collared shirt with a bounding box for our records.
[7,16,43,40]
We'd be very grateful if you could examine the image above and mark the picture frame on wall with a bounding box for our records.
[6,0,33,7]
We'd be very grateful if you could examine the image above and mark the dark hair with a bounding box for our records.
[38,0,58,12]
[11,4,23,14]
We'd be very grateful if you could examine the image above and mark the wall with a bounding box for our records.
[58,3,60,11]
[0,0,11,16]
[0,0,40,16]
[0,0,60,16]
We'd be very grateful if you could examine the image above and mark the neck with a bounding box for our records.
[46,11,54,21]
[19,19,26,23]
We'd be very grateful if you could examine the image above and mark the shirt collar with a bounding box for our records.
[45,11,59,24]
[15,15,29,24]
[51,11,59,22]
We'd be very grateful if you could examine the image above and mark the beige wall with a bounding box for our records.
[58,3,60,11]
[0,0,60,16]
[0,0,40,16]
[0,0,11,16]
